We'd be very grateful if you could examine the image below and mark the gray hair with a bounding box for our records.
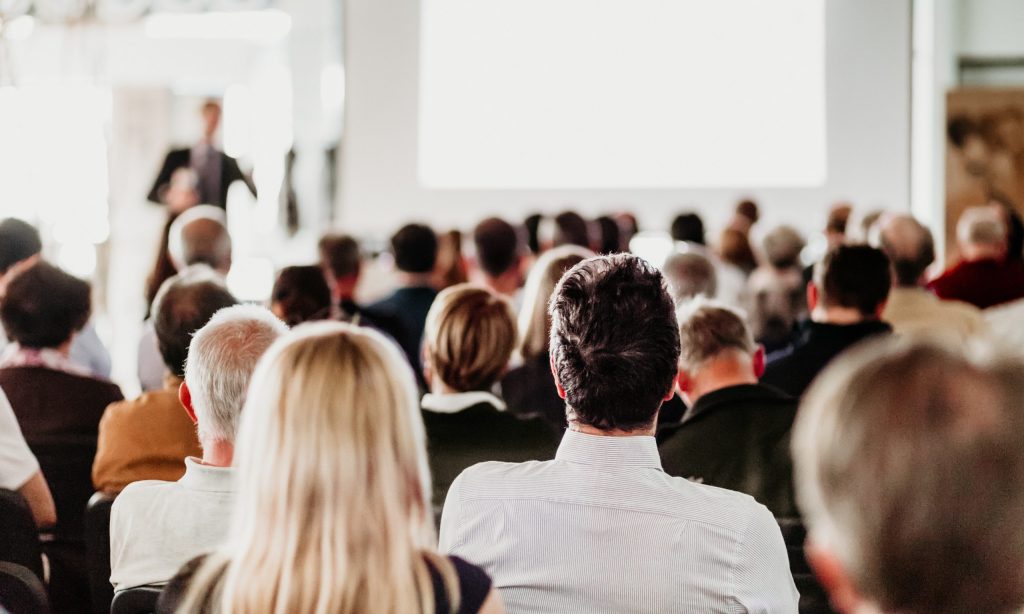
[793,337,1024,614]
[184,304,288,444]
[956,206,1006,248]
[676,297,754,372]
[168,205,232,272]
[878,214,935,287]
[761,225,805,269]
[662,250,716,305]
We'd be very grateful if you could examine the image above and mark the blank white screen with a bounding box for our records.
[419,0,826,189]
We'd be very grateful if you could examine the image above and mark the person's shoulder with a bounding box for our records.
[656,474,771,527]
[452,458,553,492]
[116,479,177,503]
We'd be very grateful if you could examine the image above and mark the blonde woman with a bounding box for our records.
[500,245,592,430]
[157,322,503,614]
[421,284,558,512]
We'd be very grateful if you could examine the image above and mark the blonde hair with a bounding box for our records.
[517,245,594,361]
[178,322,458,614]
[425,283,516,392]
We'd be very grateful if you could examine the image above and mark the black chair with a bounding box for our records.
[85,492,116,614]
[109,587,162,614]
[0,489,44,579]
[0,561,50,614]
[29,438,97,614]
[777,517,835,614]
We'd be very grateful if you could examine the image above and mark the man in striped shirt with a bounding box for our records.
[440,253,798,613]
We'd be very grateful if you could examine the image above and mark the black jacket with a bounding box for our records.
[147,147,256,208]
[658,383,798,518]
[760,320,892,398]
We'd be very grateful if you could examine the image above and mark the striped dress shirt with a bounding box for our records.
[439,429,798,613]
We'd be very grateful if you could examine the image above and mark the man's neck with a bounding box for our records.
[397,272,435,288]
[484,272,520,298]
[685,359,758,404]
[570,422,656,437]
[811,306,870,326]
[199,439,234,468]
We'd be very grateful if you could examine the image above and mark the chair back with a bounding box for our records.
[28,438,98,542]
[85,492,116,614]
[0,489,44,579]
[777,517,836,614]
[0,561,50,614]
[110,586,162,614]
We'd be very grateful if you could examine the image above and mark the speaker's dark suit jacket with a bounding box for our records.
[147,147,256,209]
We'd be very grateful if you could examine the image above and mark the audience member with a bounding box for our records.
[367,223,439,386]
[928,205,1024,308]
[441,254,797,612]
[422,284,557,511]
[158,323,502,613]
[0,387,56,528]
[730,198,760,233]
[658,300,798,518]
[878,214,987,341]
[825,203,852,247]
[435,229,469,290]
[501,245,593,429]
[0,218,112,379]
[762,244,892,397]
[552,210,591,249]
[523,213,543,255]
[719,227,758,275]
[318,232,363,316]
[139,207,232,391]
[471,217,523,299]
[594,215,622,254]
[670,211,706,245]
[793,338,1024,614]
[270,265,332,326]
[95,270,237,494]
[110,305,285,592]
[662,249,717,304]
[746,225,807,352]
[615,212,639,250]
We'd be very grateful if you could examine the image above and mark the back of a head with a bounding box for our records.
[473,217,521,278]
[549,254,680,431]
[718,228,758,272]
[595,216,622,254]
[271,265,332,326]
[793,338,1024,614]
[662,250,717,304]
[425,284,516,392]
[168,206,232,272]
[813,244,891,317]
[153,269,239,378]
[0,218,41,274]
[826,203,853,236]
[553,211,590,249]
[957,206,1007,249]
[762,225,806,270]
[184,305,287,445]
[677,299,755,373]
[200,323,434,612]
[878,215,934,287]
[670,212,705,245]
[0,262,90,349]
[391,223,438,274]
[318,233,361,279]
[735,199,760,225]
[517,245,593,361]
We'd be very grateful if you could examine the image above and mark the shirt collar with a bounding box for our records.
[421,391,506,414]
[179,457,235,493]
[0,344,92,378]
[555,429,663,470]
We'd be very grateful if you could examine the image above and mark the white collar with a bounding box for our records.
[421,391,506,414]
[179,457,235,493]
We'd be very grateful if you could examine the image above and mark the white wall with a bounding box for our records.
[339,0,912,238]
[957,0,1024,57]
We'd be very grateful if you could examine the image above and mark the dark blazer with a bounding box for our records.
[658,383,798,518]
[422,398,559,512]
[147,147,256,208]
[760,320,892,398]
[367,286,438,389]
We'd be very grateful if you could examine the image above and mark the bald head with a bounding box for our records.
[878,215,934,287]
[168,206,232,273]
[957,206,1007,260]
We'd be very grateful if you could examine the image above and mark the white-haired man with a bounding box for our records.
[109,305,286,592]
[928,205,1024,308]
[793,338,1024,614]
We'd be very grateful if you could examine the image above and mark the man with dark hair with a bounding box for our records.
[367,224,439,386]
[878,214,986,341]
[94,268,238,494]
[659,299,798,519]
[670,211,706,245]
[552,211,590,249]
[318,233,361,308]
[471,217,522,298]
[762,244,892,397]
[440,254,796,612]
